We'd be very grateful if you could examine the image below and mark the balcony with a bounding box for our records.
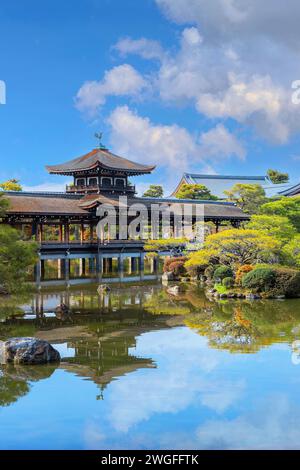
[66,183,136,194]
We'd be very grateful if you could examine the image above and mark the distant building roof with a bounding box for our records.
[46,148,155,176]
[171,173,270,199]
[277,182,300,197]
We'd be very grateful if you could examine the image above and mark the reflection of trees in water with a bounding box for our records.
[184,297,300,353]
[0,364,56,407]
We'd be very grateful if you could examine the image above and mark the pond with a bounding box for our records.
[1,282,300,450]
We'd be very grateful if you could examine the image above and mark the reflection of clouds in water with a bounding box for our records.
[195,394,300,450]
[99,395,300,450]
[106,327,245,432]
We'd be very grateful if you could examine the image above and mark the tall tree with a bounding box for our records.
[0,225,38,294]
[0,179,22,191]
[267,169,289,184]
[185,229,282,269]
[0,193,9,218]
[260,196,300,232]
[224,183,267,214]
[176,184,218,200]
[143,185,164,198]
[247,214,296,245]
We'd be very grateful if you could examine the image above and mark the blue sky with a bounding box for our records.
[1,0,300,195]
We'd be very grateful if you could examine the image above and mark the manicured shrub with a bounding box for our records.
[235,265,254,285]
[242,268,276,292]
[204,265,217,280]
[167,260,187,278]
[222,277,234,288]
[268,267,300,297]
[213,266,233,282]
[163,256,187,273]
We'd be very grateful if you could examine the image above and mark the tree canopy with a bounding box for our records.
[0,193,9,218]
[0,179,22,191]
[267,169,289,184]
[143,185,164,198]
[247,214,297,244]
[185,229,282,269]
[224,183,267,214]
[0,225,38,293]
[260,196,300,232]
[176,183,218,200]
[283,235,300,268]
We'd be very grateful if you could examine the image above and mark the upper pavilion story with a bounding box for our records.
[46,143,155,196]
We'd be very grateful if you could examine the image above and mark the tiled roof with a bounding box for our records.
[4,192,249,220]
[171,173,270,198]
[79,194,249,219]
[46,148,155,175]
[5,193,86,215]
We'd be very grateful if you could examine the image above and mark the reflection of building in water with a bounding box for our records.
[0,286,169,401]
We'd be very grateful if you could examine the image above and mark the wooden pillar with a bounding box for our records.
[58,259,65,279]
[59,224,63,243]
[37,223,43,243]
[80,223,84,244]
[129,257,138,274]
[65,258,70,282]
[34,260,41,284]
[64,223,70,243]
[79,258,86,277]
[118,254,124,280]
[215,221,220,233]
[139,253,145,280]
[96,253,102,281]
[41,260,45,281]
[90,223,94,242]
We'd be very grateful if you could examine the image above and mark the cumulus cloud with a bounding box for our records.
[107,106,245,179]
[113,37,164,60]
[23,181,70,192]
[156,0,300,50]
[109,1,300,143]
[75,64,147,116]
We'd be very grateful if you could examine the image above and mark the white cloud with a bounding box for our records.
[106,327,245,433]
[199,124,246,161]
[107,106,245,179]
[22,181,70,192]
[75,64,147,117]
[114,37,164,60]
[111,3,300,144]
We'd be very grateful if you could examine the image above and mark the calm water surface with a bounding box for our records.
[1,282,300,450]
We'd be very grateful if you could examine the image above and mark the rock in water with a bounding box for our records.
[97,284,111,294]
[0,338,60,365]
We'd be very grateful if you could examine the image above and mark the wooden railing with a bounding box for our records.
[66,184,136,193]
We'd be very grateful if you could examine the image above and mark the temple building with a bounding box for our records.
[171,172,300,199]
[171,173,271,199]
[2,143,249,285]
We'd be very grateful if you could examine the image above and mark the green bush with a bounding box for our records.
[222,277,234,288]
[242,268,276,292]
[267,267,300,297]
[213,266,233,281]
[204,264,219,280]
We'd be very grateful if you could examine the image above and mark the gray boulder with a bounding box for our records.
[167,285,185,296]
[97,284,111,294]
[0,338,60,365]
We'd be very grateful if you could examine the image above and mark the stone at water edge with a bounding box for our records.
[162,272,174,282]
[97,284,111,294]
[167,285,185,296]
[0,338,60,365]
